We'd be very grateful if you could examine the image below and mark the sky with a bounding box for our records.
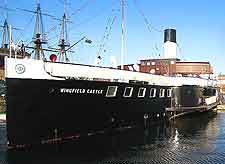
[1,0,225,74]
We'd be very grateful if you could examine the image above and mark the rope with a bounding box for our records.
[14,15,35,42]
[71,0,118,28]
[70,0,95,16]
[96,9,117,59]
[132,0,163,33]
[131,0,172,75]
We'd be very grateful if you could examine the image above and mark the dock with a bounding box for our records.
[167,102,219,120]
[217,104,225,112]
[0,113,6,123]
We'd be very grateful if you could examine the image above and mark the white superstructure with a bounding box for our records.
[5,57,217,87]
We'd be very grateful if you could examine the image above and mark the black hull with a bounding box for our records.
[6,78,170,148]
[167,85,219,119]
[6,77,219,148]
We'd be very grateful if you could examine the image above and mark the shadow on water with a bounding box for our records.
[3,111,225,164]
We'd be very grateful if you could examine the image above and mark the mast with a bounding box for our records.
[58,0,70,62]
[33,0,47,60]
[9,25,12,57]
[121,0,125,70]
[1,0,9,48]
[2,20,10,48]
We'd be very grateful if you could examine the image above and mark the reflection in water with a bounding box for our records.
[171,128,179,150]
[2,112,225,164]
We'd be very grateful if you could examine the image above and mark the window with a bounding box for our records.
[159,89,165,98]
[123,87,133,97]
[138,88,146,97]
[150,69,155,74]
[106,86,118,97]
[150,88,156,98]
[167,89,172,97]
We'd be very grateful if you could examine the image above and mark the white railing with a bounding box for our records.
[5,57,218,87]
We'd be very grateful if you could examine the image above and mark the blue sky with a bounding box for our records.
[1,0,225,74]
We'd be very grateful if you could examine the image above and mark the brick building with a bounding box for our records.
[119,58,213,77]
[218,75,225,94]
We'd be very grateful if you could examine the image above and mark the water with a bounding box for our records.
[1,112,225,164]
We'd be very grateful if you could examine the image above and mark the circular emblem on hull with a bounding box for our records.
[15,64,25,74]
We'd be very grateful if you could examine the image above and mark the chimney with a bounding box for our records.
[164,29,177,59]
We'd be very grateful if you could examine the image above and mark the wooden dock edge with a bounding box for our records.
[167,102,218,120]
[217,104,225,112]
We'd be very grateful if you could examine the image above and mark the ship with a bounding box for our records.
[2,1,220,149]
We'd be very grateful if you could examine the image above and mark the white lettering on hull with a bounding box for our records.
[60,88,103,95]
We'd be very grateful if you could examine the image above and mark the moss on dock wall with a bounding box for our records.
[0,96,6,113]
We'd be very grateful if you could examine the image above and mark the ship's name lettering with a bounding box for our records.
[60,88,103,94]
[86,89,103,94]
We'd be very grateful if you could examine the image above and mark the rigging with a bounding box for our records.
[132,0,163,33]
[96,9,118,63]
[70,0,95,16]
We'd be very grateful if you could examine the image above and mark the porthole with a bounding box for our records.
[159,89,165,98]
[167,89,172,97]
[123,87,133,97]
[106,86,118,97]
[138,88,146,97]
[150,88,156,98]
